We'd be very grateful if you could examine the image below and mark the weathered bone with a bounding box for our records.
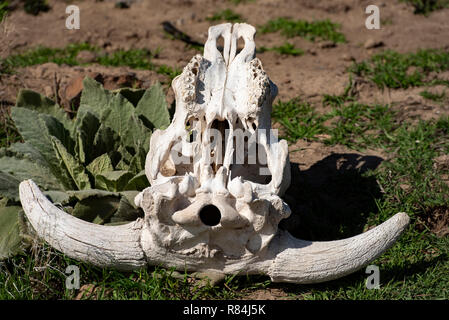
[19,23,410,283]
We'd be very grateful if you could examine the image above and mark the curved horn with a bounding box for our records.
[266,212,409,283]
[19,180,146,270]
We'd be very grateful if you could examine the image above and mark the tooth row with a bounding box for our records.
[181,55,202,103]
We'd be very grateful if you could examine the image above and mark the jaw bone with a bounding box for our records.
[18,22,410,283]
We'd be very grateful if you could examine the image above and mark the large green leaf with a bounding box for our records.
[7,142,48,168]
[74,108,101,164]
[0,156,63,192]
[122,113,152,153]
[86,153,114,176]
[92,124,121,166]
[72,196,120,224]
[79,77,113,117]
[128,146,147,174]
[95,170,134,192]
[135,82,171,130]
[109,193,143,225]
[11,107,75,189]
[123,170,150,191]
[0,172,21,201]
[15,89,74,134]
[0,205,23,260]
[43,190,71,205]
[101,93,136,139]
[51,137,91,190]
[66,189,120,201]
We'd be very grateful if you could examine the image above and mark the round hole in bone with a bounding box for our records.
[199,205,221,226]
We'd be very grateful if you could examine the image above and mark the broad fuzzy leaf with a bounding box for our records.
[109,193,143,224]
[136,82,171,130]
[101,93,136,139]
[122,113,152,153]
[95,170,134,192]
[43,190,71,205]
[15,89,74,134]
[0,206,23,260]
[124,170,150,191]
[7,142,48,168]
[0,172,21,201]
[79,77,113,117]
[11,107,75,189]
[51,137,91,190]
[66,189,120,201]
[74,109,101,164]
[92,124,121,165]
[72,196,120,224]
[0,156,63,192]
[128,146,147,174]
[86,153,114,176]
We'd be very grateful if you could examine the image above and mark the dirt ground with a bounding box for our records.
[2,0,449,107]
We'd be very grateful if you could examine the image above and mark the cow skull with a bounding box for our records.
[19,23,410,284]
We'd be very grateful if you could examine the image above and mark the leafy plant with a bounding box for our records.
[0,77,171,259]
[259,18,346,43]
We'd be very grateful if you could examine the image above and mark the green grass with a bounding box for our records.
[272,84,397,150]
[259,18,346,43]
[272,99,327,141]
[400,0,449,15]
[1,43,96,73]
[259,42,304,56]
[206,9,242,22]
[0,43,181,82]
[97,49,154,69]
[0,1,9,21]
[349,49,449,89]
[419,89,446,102]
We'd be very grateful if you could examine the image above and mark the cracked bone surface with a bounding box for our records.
[19,23,410,283]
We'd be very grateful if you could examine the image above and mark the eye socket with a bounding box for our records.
[199,205,221,226]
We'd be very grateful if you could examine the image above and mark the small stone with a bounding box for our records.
[125,31,139,39]
[76,50,97,64]
[342,53,355,61]
[319,41,336,49]
[364,39,384,49]
[44,86,53,98]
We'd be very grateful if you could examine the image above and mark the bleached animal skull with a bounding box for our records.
[19,23,410,284]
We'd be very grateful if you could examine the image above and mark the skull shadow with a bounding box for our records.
[280,153,384,241]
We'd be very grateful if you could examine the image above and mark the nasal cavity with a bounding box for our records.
[199,205,221,226]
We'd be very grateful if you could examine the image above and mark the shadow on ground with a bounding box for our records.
[279,153,384,241]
